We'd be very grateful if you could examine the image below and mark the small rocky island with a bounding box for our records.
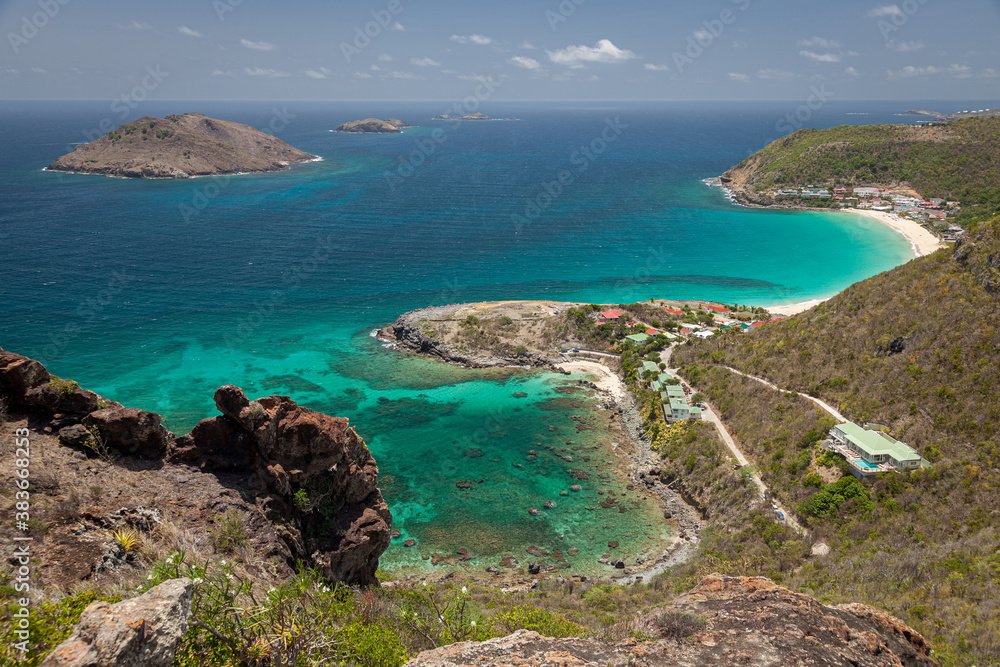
[47,113,317,179]
[333,118,412,134]
[433,112,519,121]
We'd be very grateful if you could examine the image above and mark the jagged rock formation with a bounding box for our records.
[405,574,937,667]
[0,348,391,587]
[40,578,193,667]
[170,385,392,585]
[47,113,316,178]
[334,118,410,133]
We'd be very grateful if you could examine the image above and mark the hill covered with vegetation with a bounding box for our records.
[722,117,1000,225]
[672,213,1000,666]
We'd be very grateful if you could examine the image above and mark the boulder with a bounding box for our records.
[83,408,171,458]
[169,385,392,586]
[58,424,96,448]
[0,349,50,399]
[404,574,938,667]
[40,578,193,667]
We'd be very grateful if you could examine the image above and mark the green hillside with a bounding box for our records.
[725,117,1000,225]
[670,214,1000,666]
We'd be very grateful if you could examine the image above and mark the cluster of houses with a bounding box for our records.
[597,303,782,346]
[824,422,930,479]
[640,360,703,423]
[773,185,964,241]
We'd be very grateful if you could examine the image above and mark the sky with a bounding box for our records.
[1,0,999,101]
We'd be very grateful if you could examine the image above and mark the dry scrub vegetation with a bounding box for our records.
[669,215,1000,666]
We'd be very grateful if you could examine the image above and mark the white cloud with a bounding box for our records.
[117,21,151,30]
[390,71,418,79]
[728,72,749,81]
[178,26,202,38]
[304,70,326,79]
[800,50,841,63]
[450,34,493,45]
[867,4,903,16]
[410,57,441,67]
[211,69,233,76]
[887,40,925,52]
[390,22,404,31]
[644,63,669,71]
[756,68,796,80]
[371,64,384,71]
[377,54,393,62]
[509,56,541,70]
[948,64,973,78]
[241,39,275,51]
[244,67,289,77]
[519,41,536,50]
[798,37,842,48]
[692,29,712,43]
[2,68,19,74]
[732,41,748,49]
[31,67,47,74]
[546,39,636,68]
[886,65,944,79]
[353,71,372,79]
[845,66,860,76]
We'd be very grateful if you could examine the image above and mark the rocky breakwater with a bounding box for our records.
[169,384,393,585]
[406,573,937,667]
[0,347,391,587]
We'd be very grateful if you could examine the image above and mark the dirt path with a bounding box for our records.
[723,366,848,422]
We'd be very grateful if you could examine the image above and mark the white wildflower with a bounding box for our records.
[147,574,154,580]
[226,573,235,580]
[221,560,227,566]
[471,620,476,627]
[322,586,330,593]
[193,578,204,585]
[461,586,467,594]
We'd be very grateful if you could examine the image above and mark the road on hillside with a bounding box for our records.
[663,346,804,533]
[722,366,848,422]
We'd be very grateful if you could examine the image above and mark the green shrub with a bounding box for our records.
[0,591,120,665]
[210,509,249,552]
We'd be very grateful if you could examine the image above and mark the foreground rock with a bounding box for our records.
[334,118,410,133]
[169,384,393,586]
[40,578,193,667]
[405,573,936,667]
[0,348,391,588]
[47,113,316,178]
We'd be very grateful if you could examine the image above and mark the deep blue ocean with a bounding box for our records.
[1,99,983,575]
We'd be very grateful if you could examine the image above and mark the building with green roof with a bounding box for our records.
[828,422,927,479]
[625,333,651,344]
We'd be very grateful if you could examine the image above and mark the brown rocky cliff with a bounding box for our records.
[405,573,937,667]
[47,112,316,178]
[0,348,391,587]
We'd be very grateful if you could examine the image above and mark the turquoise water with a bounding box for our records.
[0,100,945,574]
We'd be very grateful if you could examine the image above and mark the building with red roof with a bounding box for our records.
[662,307,684,315]
[704,304,731,313]
[601,309,624,319]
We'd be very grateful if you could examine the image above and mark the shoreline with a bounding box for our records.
[840,208,944,258]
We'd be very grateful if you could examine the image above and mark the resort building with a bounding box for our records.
[625,333,651,345]
[826,422,928,479]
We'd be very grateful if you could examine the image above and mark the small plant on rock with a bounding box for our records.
[112,527,139,551]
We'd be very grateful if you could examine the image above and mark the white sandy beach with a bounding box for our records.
[765,208,945,316]
[557,360,626,401]
[845,208,944,258]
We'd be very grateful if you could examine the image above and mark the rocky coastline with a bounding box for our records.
[379,302,705,584]
[0,347,391,590]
